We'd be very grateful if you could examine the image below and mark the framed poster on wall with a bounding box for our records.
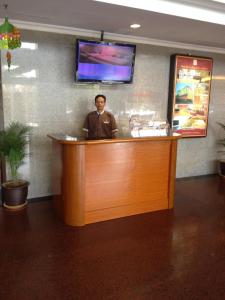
[167,54,213,138]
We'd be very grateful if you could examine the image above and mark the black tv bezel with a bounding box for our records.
[75,39,136,84]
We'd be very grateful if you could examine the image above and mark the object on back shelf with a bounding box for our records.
[129,114,170,137]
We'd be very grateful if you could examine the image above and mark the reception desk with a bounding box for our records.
[48,134,180,226]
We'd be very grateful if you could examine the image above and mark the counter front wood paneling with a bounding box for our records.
[48,134,180,226]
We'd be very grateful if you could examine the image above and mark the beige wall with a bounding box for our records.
[1,30,225,198]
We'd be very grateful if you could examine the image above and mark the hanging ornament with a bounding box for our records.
[6,50,11,69]
[0,4,21,70]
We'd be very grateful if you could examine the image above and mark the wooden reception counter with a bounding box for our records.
[48,134,180,226]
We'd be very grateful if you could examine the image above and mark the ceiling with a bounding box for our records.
[2,0,225,52]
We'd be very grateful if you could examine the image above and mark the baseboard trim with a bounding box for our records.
[28,195,53,203]
[176,173,218,181]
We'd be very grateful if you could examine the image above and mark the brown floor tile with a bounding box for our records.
[0,175,225,300]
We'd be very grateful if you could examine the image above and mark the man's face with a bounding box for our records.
[95,97,106,112]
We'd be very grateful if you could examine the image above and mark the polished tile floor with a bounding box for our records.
[0,175,225,300]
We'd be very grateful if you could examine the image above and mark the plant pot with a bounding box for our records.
[218,160,225,178]
[1,180,29,210]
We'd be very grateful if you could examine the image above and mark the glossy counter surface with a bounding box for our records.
[48,133,180,145]
[48,134,180,226]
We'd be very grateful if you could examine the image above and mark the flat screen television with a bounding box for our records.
[75,39,136,83]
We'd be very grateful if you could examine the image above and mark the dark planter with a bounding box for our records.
[1,180,29,210]
[218,160,225,178]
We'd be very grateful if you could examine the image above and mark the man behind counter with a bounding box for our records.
[83,94,118,140]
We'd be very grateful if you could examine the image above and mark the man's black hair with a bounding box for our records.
[95,94,106,103]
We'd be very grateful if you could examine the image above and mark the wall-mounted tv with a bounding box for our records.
[75,39,136,84]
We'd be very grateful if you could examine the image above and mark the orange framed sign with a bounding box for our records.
[167,54,213,138]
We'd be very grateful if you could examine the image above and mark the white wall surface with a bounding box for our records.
[1,30,225,198]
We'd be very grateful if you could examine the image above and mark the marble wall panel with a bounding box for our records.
[1,30,225,198]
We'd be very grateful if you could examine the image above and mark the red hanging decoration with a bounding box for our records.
[6,51,11,70]
[0,5,21,70]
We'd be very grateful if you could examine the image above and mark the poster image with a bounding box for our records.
[167,55,213,138]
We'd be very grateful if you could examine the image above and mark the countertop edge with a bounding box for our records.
[47,134,181,145]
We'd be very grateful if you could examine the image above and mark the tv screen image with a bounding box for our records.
[75,40,136,83]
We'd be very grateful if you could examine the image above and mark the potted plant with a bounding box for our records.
[0,121,31,209]
[217,122,225,178]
